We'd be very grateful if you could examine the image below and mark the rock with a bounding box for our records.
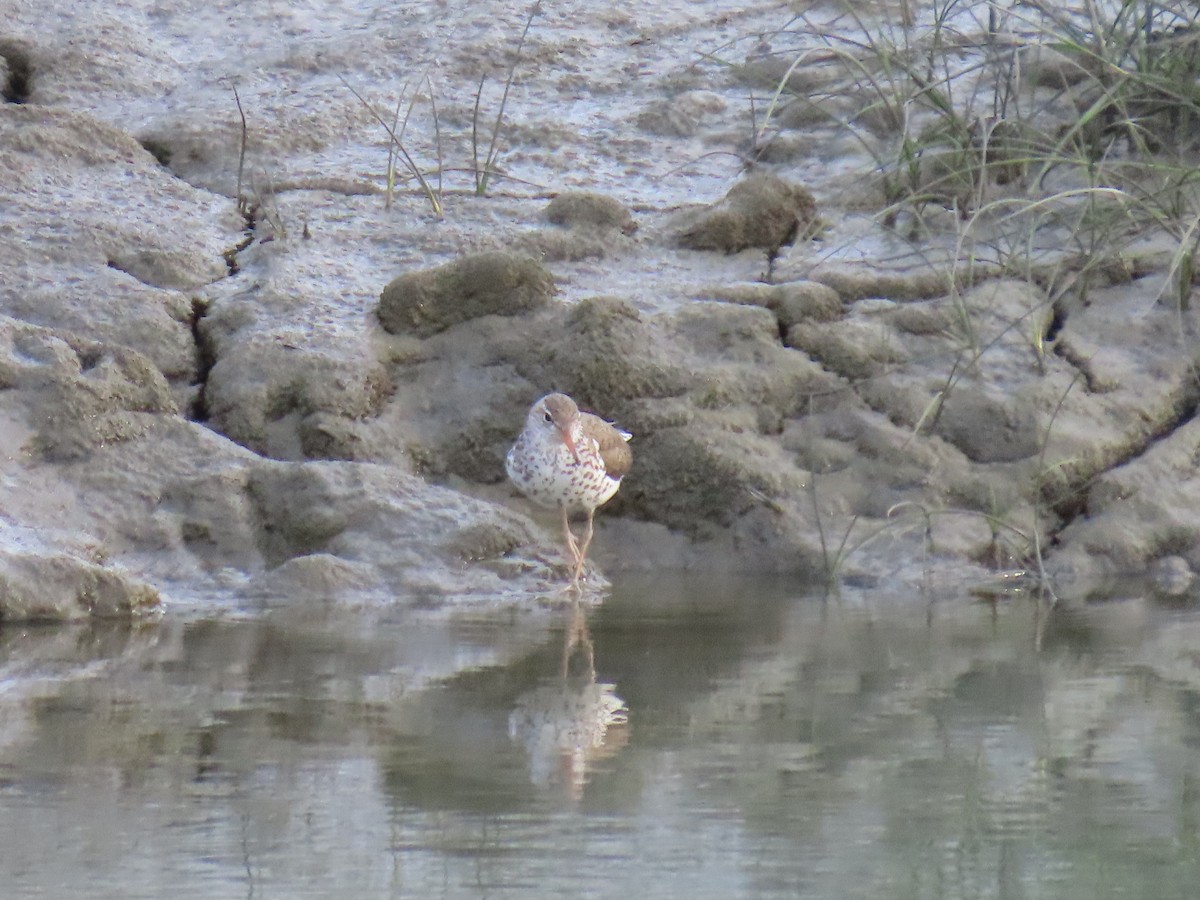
[506,295,686,415]
[545,192,637,233]
[933,387,1041,463]
[0,105,237,384]
[247,463,355,567]
[667,301,826,420]
[513,192,637,262]
[731,54,840,94]
[807,267,965,302]
[775,93,853,130]
[750,133,818,164]
[424,406,529,484]
[377,252,556,337]
[0,274,199,384]
[249,553,383,602]
[297,411,394,462]
[158,463,262,575]
[787,318,909,381]
[677,174,817,254]
[241,460,570,595]
[700,281,843,329]
[201,337,391,458]
[0,318,178,461]
[636,89,727,137]
[626,422,807,536]
[0,550,159,621]
[0,307,577,607]
[67,425,584,602]
[1053,414,1200,575]
[511,229,626,262]
[883,300,958,336]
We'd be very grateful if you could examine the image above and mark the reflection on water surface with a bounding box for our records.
[0,577,1198,899]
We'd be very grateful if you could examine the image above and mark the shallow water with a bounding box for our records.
[1,578,1198,899]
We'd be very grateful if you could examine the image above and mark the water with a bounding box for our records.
[0,578,1197,899]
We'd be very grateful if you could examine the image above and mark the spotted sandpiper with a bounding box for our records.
[506,393,632,584]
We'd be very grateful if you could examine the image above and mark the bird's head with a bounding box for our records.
[535,393,581,462]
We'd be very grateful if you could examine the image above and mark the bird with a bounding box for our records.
[506,393,632,584]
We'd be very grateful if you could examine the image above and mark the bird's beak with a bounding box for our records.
[559,427,581,463]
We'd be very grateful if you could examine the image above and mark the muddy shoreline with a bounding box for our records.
[2,0,1199,620]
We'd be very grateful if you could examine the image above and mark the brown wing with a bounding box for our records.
[581,413,632,480]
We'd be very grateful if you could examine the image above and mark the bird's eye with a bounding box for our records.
[543,411,553,424]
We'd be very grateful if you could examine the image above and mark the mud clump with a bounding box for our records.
[534,296,688,411]
[545,191,637,234]
[678,174,818,254]
[23,335,178,461]
[514,192,639,262]
[703,281,843,330]
[636,90,727,137]
[787,319,909,382]
[933,387,1041,463]
[0,550,160,621]
[378,252,556,337]
[203,341,391,459]
[247,463,352,567]
[809,267,968,302]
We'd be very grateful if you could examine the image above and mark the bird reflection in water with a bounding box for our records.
[508,601,629,799]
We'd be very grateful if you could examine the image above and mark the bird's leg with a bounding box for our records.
[561,505,581,570]
[573,510,596,584]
